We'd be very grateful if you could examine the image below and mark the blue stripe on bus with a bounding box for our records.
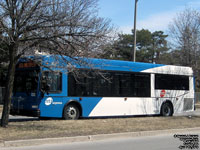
[39,97,102,118]
[62,97,102,117]
[40,55,165,73]
[80,97,102,117]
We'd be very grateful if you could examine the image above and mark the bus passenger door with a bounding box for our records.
[39,71,66,118]
[151,74,161,114]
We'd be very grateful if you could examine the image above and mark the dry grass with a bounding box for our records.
[0,116,200,141]
[0,104,200,141]
[196,103,200,109]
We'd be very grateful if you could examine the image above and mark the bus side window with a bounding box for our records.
[42,71,62,93]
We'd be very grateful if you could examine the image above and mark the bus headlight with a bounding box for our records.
[32,105,38,109]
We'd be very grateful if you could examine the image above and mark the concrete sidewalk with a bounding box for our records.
[1,127,200,148]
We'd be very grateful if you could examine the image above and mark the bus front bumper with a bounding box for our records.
[10,108,40,117]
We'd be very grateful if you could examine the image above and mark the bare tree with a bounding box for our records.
[0,0,113,127]
[169,8,200,67]
[169,8,200,91]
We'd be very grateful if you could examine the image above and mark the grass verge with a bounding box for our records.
[0,104,200,141]
[0,116,200,141]
[196,103,200,109]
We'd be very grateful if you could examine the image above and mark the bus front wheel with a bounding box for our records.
[160,102,173,117]
[63,104,80,120]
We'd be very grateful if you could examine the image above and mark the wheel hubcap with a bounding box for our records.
[67,107,77,119]
[164,106,170,115]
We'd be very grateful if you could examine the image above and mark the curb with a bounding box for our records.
[1,127,200,147]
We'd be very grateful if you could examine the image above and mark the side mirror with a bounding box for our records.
[41,76,50,95]
[45,84,51,92]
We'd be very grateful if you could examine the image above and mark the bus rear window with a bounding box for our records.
[155,74,189,90]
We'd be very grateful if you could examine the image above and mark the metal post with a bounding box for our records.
[132,0,138,62]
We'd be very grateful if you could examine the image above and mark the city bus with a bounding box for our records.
[10,55,195,119]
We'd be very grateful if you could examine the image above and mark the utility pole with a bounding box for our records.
[132,0,138,62]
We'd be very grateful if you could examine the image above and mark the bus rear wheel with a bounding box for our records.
[63,104,80,120]
[161,102,173,116]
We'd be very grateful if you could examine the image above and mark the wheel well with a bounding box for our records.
[63,101,82,117]
[161,100,174,114]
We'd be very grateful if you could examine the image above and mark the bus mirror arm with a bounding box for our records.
[42,84,50,95]
[41,78,50,96]
[41,85,50,96]
[45,84,50,95]
[41,90,45,98]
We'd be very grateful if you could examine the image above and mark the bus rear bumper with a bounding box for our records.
[10,108,40,117]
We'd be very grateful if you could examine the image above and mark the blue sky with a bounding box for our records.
[98,0,200,34]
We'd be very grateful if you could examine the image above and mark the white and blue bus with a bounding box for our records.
[10,55,195,119]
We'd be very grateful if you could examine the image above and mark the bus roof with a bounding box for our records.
[22,55,193,76]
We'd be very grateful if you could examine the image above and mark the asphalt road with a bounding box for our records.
[2,133,200,150]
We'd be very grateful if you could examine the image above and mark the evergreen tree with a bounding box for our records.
[102,29,169,63]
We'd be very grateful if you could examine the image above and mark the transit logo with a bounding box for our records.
[45,97,62,105]
[45,97,53,106]
[160,90,166,98]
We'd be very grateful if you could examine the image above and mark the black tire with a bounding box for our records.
[160,103,173,116]
[63,104,80,120]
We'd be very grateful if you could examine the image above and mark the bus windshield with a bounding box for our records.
[14,70,39,94]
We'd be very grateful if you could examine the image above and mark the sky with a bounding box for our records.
[98,0,200,34]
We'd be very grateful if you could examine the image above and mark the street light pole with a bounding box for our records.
[132,0,138,62]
